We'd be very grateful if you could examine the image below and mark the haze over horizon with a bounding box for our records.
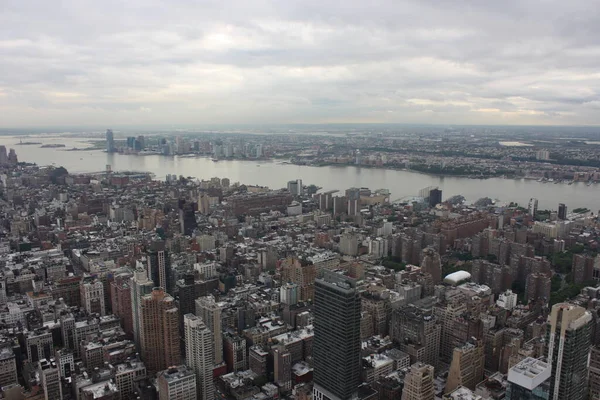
[2,0,600,128]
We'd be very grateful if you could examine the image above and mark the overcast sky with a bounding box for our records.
[2,0,600,128]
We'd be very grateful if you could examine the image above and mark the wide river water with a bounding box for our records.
[2,135,599,211]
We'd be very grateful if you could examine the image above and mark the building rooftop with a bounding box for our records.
[507,357,551,391]
[444,386,483,400]
[80,380,119,399]
[159,365,195,383]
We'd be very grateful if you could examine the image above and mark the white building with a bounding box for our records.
[368,237,388,259]
[496,289,518,310]
[340,232,359,256]
[536,150,550,161]
[287,201,302,216]
[131,264,155,350]
[380,221,393,237]
[280,283,299,306]
[528,198,538,217]
[507,357,551,391]
[195,296,224,364]
[287,180,303,196]
[184,314,214,400]
[197,235,216,252]
[194,262,217,279]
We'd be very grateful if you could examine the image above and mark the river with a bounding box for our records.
[2,135,599,211]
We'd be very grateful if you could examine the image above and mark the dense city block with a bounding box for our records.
[0,148,599,400]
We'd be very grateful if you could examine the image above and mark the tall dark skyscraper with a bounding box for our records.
[147,240,173,294]
[429,188,442,207]
[179,199,198,236]
[546,303,591,400]
[313,270,361,400]
[106,129,115,153]
[558,203,567,220]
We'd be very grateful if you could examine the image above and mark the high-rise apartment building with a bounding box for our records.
[148,243,172,294]
[131,264,155,350]
[280,283,299,306]
[287,179,303,196]
[140,288,180,374]
[589,346,600,400]
[184,314,214,400]
[110,272,133,337]
[195,296,224,365]
[402,362,435,400]
[546,303,591,400]
[528,198,538,217]
[445,340,485,393]
[223,333,247,372]
[340,232,359,256]
[361,289,391,337]
[420,247,442,284]
[313,270,361,400]
[281,257,316,302]
[273,346,292,392]
[157,365,197,400]
[558,203,567,220]
[391,301,441,369]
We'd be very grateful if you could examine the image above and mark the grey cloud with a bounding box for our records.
[1,0,600,126]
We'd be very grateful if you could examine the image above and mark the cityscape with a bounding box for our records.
[2,0,600,400]
[0,128,599,400]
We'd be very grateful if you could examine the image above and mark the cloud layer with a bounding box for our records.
[2,0,600,127]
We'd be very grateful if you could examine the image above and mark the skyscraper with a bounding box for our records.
[589,346,600,400]
[0,146,7,165]
[528,198,538,217]
[428,188,442,207]
[546,303,592,400]
[184,314,214,400]
[287,179,303,196]
[148,241,172,294]
[195,296,224,365]
[140,288,180,374]
[558,203,567,220]
[313,270,361,400]
[106,129,115,153]
[131,264,155,351]
[280,257,316,302]
[179,200,198,236]
[110,272,133,337]
[390,301,441,369]
[401,362,435,400]
[445,340,485,393]
[420,247,442,284]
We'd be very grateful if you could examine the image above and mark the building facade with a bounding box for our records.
[313,271,361,400]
